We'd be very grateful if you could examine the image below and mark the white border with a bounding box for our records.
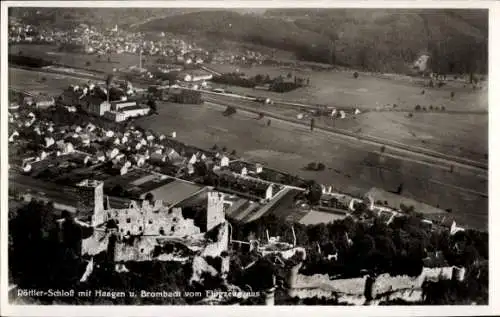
[1,1,499,316]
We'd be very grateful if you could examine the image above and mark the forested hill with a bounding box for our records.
[9,8,487,74]
[138,9,488,74]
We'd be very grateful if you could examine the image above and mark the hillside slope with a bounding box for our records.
[140,9,488,74]
[9,8,487,74]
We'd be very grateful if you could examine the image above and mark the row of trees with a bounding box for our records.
[212,72,308,93]
[229,208,488,280]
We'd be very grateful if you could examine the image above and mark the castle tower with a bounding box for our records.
[76,179,105,226]
[206,191,225,232]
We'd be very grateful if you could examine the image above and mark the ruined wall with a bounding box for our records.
[81,229,110,256]
[114,236,158,262]
[201,222,229,258]
[110,201,200,239]
[371,266,456,298]
[286,264,463,303]
[190,256,219,285]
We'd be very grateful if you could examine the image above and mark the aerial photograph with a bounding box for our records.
[4,6,489,307]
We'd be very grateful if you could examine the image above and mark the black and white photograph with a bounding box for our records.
[0,1,498,316]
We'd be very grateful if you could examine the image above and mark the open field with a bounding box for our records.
[9,44,159,75]
[8,67,92,96]
[205,94,488,165]
[8,67,107,97]
[208,63,488,112]
[134,101,488,230]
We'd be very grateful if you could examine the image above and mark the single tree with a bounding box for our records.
[396,183,404,195]
[145,192,154,204]
[306,181,323,205]
[147,99,157,113]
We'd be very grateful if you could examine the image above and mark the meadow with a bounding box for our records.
[135,101,488,230]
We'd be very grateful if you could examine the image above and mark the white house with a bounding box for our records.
[134,155,146,167]
[450,221,465,236]
[8,130,19,143]
[39,150,49,160]
[44,137,55,148]
[96,151,106,162]
[63,142,75,154]
[81,136,91,146]
[265,185,274,200]
[86,123,97,132]
[255,163,263,174]
[166,148,182,162]
[241,167,248,176]
[188,154,197,165]
[106,148,120,160]
[220,155,229,167]
[120,164,129,175]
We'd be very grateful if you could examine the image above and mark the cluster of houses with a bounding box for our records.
[8,18,56,43]
[9,15,272,71]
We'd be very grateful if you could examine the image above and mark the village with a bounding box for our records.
[6,8,489,307]
[7,70,480,306]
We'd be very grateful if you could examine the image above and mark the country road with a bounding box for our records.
[204,96,488,176]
